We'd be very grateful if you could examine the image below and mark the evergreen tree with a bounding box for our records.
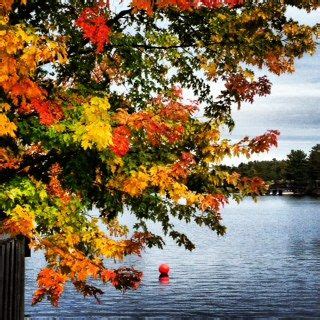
[308,144,320,189]
[286,150,309,186]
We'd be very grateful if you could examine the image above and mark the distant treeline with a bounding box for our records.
[230,144,320,195]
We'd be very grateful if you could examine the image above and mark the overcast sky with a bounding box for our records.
[224,7,320,164]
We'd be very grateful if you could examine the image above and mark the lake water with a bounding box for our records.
[25,197,320,318]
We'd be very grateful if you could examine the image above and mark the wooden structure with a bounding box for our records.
[268,181,307,196]
[0,236,29,320]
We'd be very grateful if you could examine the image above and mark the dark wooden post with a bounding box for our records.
[0,236,27,320]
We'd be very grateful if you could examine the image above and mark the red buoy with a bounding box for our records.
[159,263,170,275]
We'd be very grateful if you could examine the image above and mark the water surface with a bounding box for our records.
[25,197,320,318]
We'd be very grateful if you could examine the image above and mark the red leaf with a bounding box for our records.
[76,7,111,53]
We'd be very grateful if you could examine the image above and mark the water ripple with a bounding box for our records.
[25,197,320,318]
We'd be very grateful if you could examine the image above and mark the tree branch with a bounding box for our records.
[107,8,133,27]
[105,42,214,50]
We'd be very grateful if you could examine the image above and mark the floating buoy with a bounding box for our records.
[159,263,170,276]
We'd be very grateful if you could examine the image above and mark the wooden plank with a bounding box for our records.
[19,238,25,320]
[0,244,4,320]
[0,237,25,320]
[13,238,20,320]
[8,240,14,320]
[4,240,10,318]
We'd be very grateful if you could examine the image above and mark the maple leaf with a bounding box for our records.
[76,7,111,53]
[240,177,268,195]
[0,113,17,137]
[73,281,104,303]
[200,194,228,212]
[31,99,64,126]
[0,0,14,12]
[200,0,244,9]
[32,268,68,307]
[111,267,143,291]
[133,0,245,12]
[0,205,35,237]
[123,171,150,196]
[73,96,113,151]
[47,163,71,204]
[0,148,20,170]
[247,130,280,154]
[112,126,131,157]
[225,74,271,104]
[131,0,154,15]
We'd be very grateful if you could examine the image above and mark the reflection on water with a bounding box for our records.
[25,197,320,318]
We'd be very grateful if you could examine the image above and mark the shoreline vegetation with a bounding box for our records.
[226,144,320,196]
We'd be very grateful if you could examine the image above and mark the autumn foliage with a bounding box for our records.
[0,0,319,307]
[76,6,112,53]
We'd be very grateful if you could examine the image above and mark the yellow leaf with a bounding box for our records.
[0,113,17,137]
[73,97,113,151]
